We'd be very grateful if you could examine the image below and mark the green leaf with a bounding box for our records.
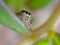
[5,0,53,11]
[52,33,60,45]
[27,0,52,10]
[0,1,31,35]
[5,0,25,12]
[34,38,51,45]
[33,31,60,45]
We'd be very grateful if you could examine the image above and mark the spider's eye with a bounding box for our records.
[25,12,31,16]
[28,13,30,15]
[21,10,30,15]
[26,12,28,14]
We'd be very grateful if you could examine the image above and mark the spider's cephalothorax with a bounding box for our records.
[16,10,32,30]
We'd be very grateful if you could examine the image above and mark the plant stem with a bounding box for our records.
[18,3,60,45]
